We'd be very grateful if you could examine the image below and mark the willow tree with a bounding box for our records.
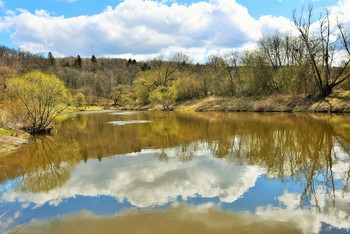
[293,5,350,98]
[6,71,71,134]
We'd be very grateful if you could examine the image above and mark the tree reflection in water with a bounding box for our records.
[1,112,349,212]
[15,135,81,193]
[144,113,350,211]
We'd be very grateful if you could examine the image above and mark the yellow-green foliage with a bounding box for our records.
[134,71,154,104]
[149,86,176,110]
[73,92,87,109]
[338,90,350,99]
[6,70,72,133]
[173,76,203,101]
[109,84,134,106]
[0,127,16,137]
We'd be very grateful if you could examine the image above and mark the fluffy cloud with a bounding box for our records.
[330,0,350,21]
[0,0,297,61]
[258,15,297,36]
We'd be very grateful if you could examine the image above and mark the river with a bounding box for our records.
[0,111,349,234]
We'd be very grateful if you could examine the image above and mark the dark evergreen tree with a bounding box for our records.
[141,62,150,71]
[91,55,97,63]
[48,52,55,66]
[74,55,82,69]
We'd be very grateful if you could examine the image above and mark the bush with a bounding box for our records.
[73,92,87,109]
[6,71,72,134]
[173,76,204,101]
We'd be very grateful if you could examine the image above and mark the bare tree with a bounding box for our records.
[149,55,179,87]
[171,52,191,71]
[293,5,350,98]
[259,33,306,68]
[223,51,241,96]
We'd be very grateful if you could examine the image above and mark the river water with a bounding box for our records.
[0,111,349,234]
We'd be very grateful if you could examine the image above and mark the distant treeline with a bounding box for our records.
[0,7,349,110]
[0,46,142,105]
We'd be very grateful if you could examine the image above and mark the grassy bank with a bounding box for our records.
[65,105,113,112]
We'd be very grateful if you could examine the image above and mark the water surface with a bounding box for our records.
[0,111,349,234]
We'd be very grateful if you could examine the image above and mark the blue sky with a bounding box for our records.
[0,0,339,19]
[236,0,338,19]
[0,0,346,61]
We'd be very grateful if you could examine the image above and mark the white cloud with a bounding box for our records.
[330,0,350,23]
[0,0,297,62]
[0,1,4,8]
[258,15,297,36]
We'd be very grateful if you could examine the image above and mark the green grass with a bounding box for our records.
[65,105,114,112]
[0,128,16,137]
[338,90,350,99]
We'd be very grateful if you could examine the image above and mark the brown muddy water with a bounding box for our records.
[0,111,349,234]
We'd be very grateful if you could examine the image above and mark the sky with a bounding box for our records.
[0,0,348,62]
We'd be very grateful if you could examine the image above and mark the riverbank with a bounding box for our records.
[1,91,349,156]
[0,106,111,157]
[68,91,350,113]
[168,91,350,113]
[0,128,30,157]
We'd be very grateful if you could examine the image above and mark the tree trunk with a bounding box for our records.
[321,85,332,98]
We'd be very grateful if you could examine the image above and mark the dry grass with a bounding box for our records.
[174,93,350,113]
[176,97,253,112]
[311,91,350,113]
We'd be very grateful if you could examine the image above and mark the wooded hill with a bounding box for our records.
[0,7,350,111]
[0,46,142,105]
